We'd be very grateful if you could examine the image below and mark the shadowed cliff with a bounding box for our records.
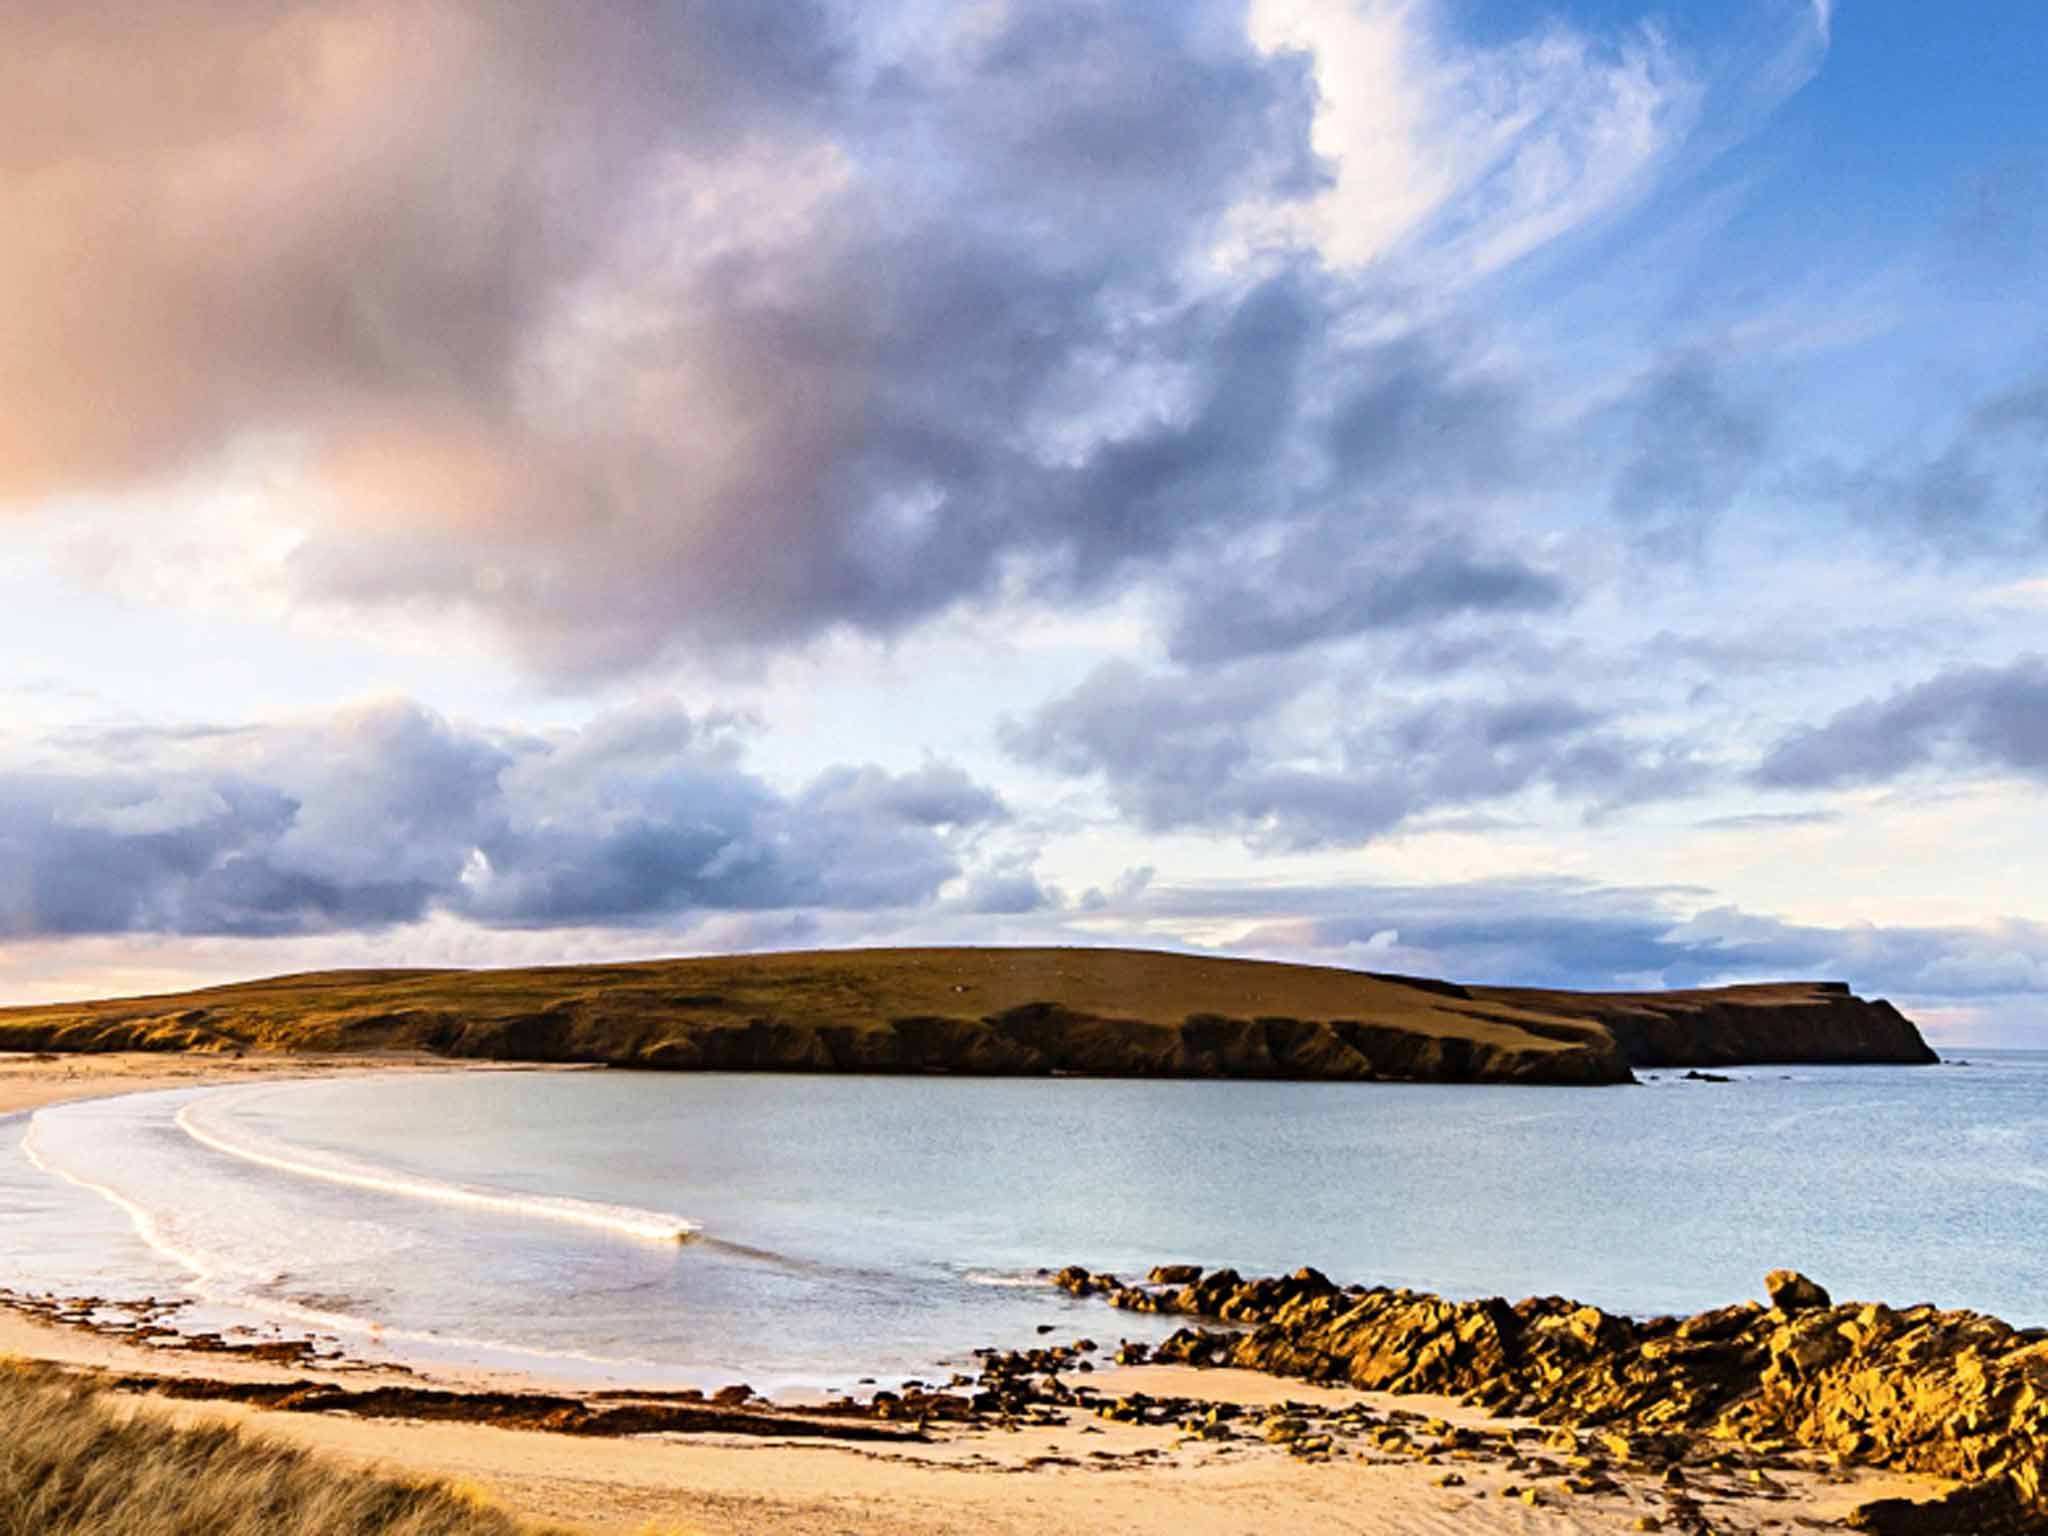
[0,947,1937,1085]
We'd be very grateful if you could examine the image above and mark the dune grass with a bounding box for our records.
[0,1364,558,1536]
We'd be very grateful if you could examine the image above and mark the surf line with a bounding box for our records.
[20,1105,694,1378]
[174,1096,698,1246]
[21,1114,220,1284]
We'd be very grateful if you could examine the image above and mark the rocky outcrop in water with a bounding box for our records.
[1053,1264,2048,1533]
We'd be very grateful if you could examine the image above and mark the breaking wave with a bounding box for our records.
[176,1087,699,1245]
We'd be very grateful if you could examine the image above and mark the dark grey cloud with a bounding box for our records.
[1606,354,1771,556]
[1132,875,2048,1010]
[1167,535,1567,664]
[1006,661,1706,849]
[7,0,1406,678]
[953,863,1060,916]
[0,701,1008,938]
[797,763,1007,831]
[1693,809,1841,831]
[1790,374,2048,556]
[1756,655,2048,789]
[1156,331,1563,665]
[0,0,1696,684]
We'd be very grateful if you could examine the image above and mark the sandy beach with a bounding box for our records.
[0,1047,509,1119]
[1,1051,1959,1535]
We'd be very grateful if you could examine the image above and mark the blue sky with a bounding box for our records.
[1,0,2043,1042]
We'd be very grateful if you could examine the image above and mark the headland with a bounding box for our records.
[0,945,1938,1085]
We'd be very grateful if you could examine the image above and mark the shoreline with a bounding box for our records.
[0,1050,2012,1534]
[4,1318,1946,1536]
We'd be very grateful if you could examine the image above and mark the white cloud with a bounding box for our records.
[1984,577,2048,610]
[1235,0,1698,283]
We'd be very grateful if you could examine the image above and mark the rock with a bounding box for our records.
[1849,1480,2048,1535]
[1681,1069,1733,1083]
[1765,1269,1833,1312]
[1055,1260,2048,1531]
[1149,1264,1203,1285]
[710,1384,753,1406]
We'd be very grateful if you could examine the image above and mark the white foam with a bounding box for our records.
[21,1114,219,1283]
[20,1092,694,1382]
[957,1268,1054,1290]
[176,1087,698,1245]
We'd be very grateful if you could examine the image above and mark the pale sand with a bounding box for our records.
[0,1047,570,1118]
[2,1052,1949,1534]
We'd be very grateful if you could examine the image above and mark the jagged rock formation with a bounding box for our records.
[1055,1264,2048,1533]
[0,946,1937,1085]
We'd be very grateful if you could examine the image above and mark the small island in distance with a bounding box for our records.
[0,945,1939,1084]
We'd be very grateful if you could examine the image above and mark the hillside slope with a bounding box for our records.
[0,947,1936,1085]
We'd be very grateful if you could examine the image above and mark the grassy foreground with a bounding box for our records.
[0,1364,552,1536]
[0,946,1935,1084]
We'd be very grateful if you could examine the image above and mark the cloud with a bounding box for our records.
[953,861,1061,916]
[0,699,1009,938]
[1168,540,1565,664]
[1132,874,2048,1024]
[1756,655,2048,788]
[1241,0,1698,279]
[1606,354,1771,554]
[0,0,1731,680]
[0,3,843,500]
[1006,660,1706,848]
[1693,809,1841,831]
[1792,374,2048,557]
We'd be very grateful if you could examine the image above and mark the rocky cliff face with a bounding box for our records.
[0,948,1938,1084]
[1471,980,1942,1070]
[1056,1263,2048,1533]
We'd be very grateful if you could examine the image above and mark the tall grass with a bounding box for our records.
[0,1365,559,1536]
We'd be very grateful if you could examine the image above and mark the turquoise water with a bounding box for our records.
[4,1054,2044,1389]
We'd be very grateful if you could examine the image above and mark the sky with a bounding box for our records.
[1,0,2044,1045]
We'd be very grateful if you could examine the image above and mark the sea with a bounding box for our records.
[3,1054,2044,1392]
